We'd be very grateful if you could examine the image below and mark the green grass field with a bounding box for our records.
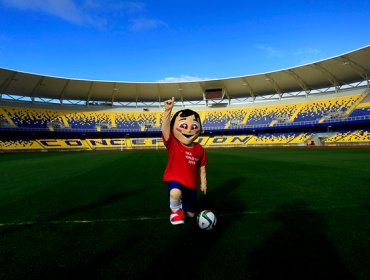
[1,148,370,280]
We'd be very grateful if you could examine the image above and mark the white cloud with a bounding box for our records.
[114,1,146,13]
[1,0,160,31]
[2,0,86,24]
[257,44,283,57]
[256,45,324,64]
[294,47,323,65]
[295,47,321,56]
[129,18,167,31]
[158,75,212,82]
[82,1,145,14]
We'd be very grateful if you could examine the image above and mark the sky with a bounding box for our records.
[0,0,369,82]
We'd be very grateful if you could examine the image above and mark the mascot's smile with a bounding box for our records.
[182,133,193,138]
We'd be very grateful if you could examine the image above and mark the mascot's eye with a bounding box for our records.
[192,123,199,130]
[179,122,188,129]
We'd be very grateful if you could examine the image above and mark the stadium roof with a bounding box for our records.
[0,45,369,103]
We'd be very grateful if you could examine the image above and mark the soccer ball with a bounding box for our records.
[197,210,217,230]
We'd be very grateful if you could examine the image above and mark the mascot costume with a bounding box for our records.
[162,97,208,225]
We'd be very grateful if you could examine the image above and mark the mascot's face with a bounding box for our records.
[173,112,202,146]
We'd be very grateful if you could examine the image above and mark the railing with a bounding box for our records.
[0,114,369,133]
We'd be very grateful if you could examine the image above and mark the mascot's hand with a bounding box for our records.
[201,184,207,195]
[164,97,174,111]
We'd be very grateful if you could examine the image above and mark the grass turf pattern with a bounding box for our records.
[0,148,370,279]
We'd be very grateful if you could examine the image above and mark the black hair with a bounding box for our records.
[170,109,202,132]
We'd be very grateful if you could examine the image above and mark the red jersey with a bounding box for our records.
[162,133,207,190]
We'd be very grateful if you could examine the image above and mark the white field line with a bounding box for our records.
[0,213,248,227]
[0,202,366,228]
[0,204,366,228]
[0,216,166,227]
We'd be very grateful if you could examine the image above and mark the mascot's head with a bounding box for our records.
[170,109,203,146]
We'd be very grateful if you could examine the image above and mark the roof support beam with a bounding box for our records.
[225,90,231,105]
[241,78,255,98]
[311,63,340,91]
[265,74,283,95]
[59,79,70,104]
[335,56,370,81]
[111,82,118,104]
[285,69,311,94]
[220,83,231,105]
[135,84,138,106]
[30,76,45,102]
[177,83,184,107]
[199,82,207,103]
[86,81,94,105]
[220,81,230,103]
[0,71,17,94]
[156,84,161,106]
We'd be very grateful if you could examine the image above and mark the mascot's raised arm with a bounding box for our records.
[161,97,208,225]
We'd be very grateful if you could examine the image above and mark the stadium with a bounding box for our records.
[0,45,370,150]
[1,43,370,279]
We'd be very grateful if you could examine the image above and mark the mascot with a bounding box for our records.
[162,97,208,225]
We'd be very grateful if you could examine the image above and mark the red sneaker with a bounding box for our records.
[170,209,185,225]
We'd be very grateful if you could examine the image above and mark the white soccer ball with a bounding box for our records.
[197,210,217,230]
